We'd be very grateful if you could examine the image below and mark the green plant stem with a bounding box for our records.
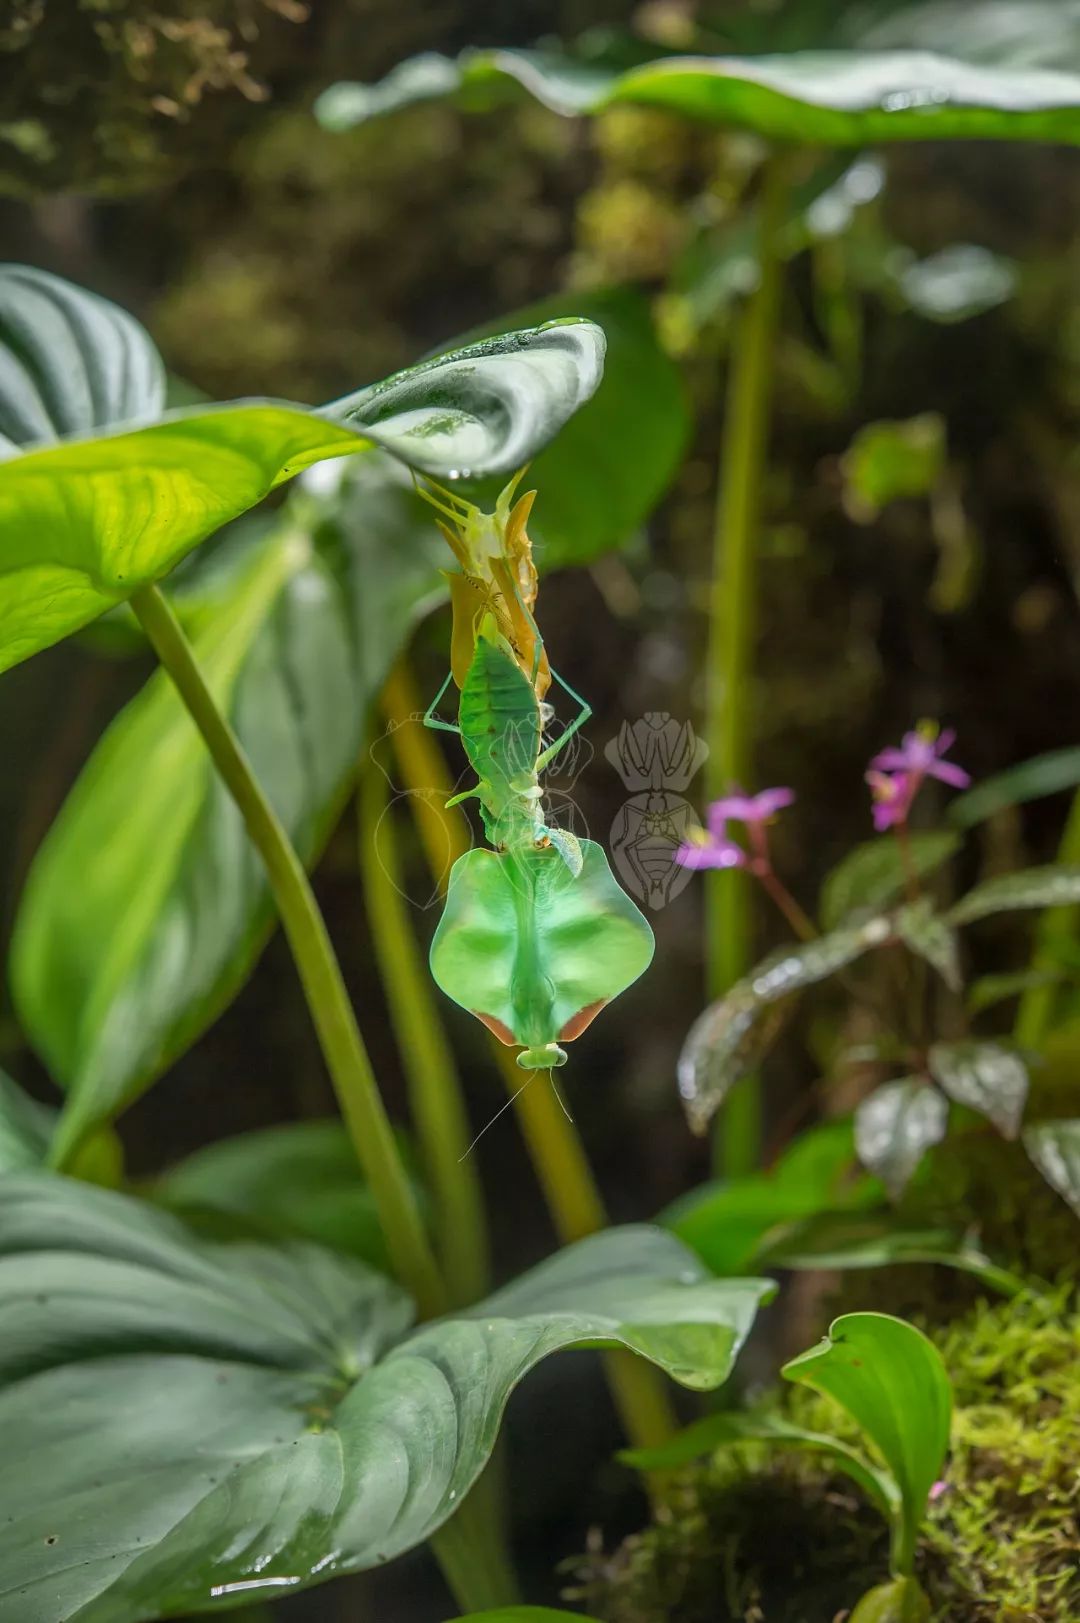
[127,583,446,1321]
[430,1476,520,1612]
[358,765,491,1306]
[706,149,790,1178]
[383,660,678,1452]
[1014,789,1080,1046]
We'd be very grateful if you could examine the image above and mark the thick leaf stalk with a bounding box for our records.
[124,582,446,1321]
[706,150,790,1177]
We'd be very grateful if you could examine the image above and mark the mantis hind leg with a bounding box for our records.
[422,669,461,736]
[536,666,592,772]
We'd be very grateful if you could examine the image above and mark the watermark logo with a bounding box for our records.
[605,714,707,911]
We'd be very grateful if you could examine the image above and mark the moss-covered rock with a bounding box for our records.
[569,1288,1080,1623]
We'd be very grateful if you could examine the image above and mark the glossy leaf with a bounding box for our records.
[0,266,604,672]
[154,1120,414,1268]
[678,917,893,1133]
[783,1312,951,1576]
[0,264,164,450]
[757,1210,1024,1297]
[893,899,960,989]
[317,46,1080,146]
[854,1079,948,1199]
[0,1175,771,1622]
[1023,1119,1080,1217]
[622,1407,895,1520]
[927,1040,1028,1137]
[949,745,1080,827]
[430,841,654,1059]
[664,1119,872,1275]
[819,830,958,929]
[948,864,1080,925]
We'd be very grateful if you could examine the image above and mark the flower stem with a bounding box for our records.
[706,149,790,1177]
[382,660,678,1451]
[757,867,818,943]
[358,764,491,1306]
[129,583,446,1321]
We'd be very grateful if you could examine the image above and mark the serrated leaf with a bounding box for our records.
[819,831,958,929]
[783,1312,951,1577]
[0,263,604,673]
[0,1175,771,1622]
[1023,1119,1080,1217]
[621,1406,896,1519]
[894,899,960,989]
[855,1079,948,1199]
[948,865,1080,925]
[756,1209,1023,1297]
[0,264,165,449]
[678,918,893,1134]
[317,46,1080,146]
[927,1041,1028,1138]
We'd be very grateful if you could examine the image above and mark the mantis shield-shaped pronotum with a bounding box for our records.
[419,475,655,1075]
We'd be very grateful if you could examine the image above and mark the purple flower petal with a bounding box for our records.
[926,759,971,789]
[676,840,745,871]
[869,747,911,772]
[753,787,795,819]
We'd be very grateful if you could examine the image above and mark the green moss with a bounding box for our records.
[570,1289,1080,1623]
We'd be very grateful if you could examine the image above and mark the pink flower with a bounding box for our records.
[866,725,969,831]
[676,786,794,872]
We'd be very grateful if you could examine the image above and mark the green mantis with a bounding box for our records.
[420,476,655,1072]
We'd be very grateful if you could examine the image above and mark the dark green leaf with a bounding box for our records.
[927,1040,1028,1137]
[819,830,958,929]
[1023,1119,1080,1217]
[849,1577,931,1623]
[854,1079,948,1199]
[678,916,893,1133]
[0,265,165,450]
[948,865,1080,926]
[664,1120,873,1275]
[949,746,1080,827]
[0,267,604,672]
[153,1120,417,1269]
[0,1072,54,1172]
[783,1313,951,1575]
[0,1175,771,1622]
[317,47,1080,146]
[756,1209,1024,1297]
[894,899,960,989]
[621,1406,896,1520]
[452,1613,599,1622]
[967,968,1068,1015]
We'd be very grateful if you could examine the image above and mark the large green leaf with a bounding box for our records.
[1023,1119,1080,1218]
[153,1119,414,1268]
[0,264,165,449]
[948,864,1080,926]
[317,45,1080,146]
[678,916,893,1133]
[0,1174,771,1623]
[452,1614,598,1622]
[0,1070,54,1172]
[819,830,958,930]
[783,1312,951,1576]
[0,262,604,672]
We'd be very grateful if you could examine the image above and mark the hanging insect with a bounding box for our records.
[419,474,655,1072]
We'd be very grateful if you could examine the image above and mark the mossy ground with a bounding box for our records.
[569,1289,1078,1622]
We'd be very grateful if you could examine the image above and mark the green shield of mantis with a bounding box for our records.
[430,838,654,1067]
